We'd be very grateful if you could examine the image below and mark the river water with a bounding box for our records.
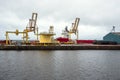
[0,50,120,80]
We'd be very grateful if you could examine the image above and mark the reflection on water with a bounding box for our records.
[0,50,120,80]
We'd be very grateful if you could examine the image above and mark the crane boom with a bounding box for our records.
[24,13,39,41]
[26,13,38,33]
[71,18,80,34]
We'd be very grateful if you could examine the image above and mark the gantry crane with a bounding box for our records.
[5,13,39,45]
[6,29,28,45]
[65,18,80,40]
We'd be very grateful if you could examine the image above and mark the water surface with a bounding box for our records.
[0,50,120,80]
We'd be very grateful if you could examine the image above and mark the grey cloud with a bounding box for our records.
[0,0,120,39]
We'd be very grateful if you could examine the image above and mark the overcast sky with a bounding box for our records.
[0,0,120,40]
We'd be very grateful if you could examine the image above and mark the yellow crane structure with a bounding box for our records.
[65,18,80,40]
[6,29,29,45]
[5,13,38,45]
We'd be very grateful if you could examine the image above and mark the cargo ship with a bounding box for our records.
[0,13,120,50]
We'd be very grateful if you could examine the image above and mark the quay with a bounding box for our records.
[0,45,120,50]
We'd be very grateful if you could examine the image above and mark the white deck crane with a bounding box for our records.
[65,18,80,40]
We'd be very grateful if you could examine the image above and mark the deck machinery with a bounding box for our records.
[5,13,80,45]
[39,26,58,45]
[59,18,80,44]
[5,13,38,45]
[5,13,58,45]
[65,18,80,40]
